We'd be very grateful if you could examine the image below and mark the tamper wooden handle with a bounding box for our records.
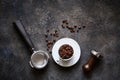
[82,50,101,72]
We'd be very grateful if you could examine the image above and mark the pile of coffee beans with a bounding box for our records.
[45,29,59,54]
[61,20,86,33]
[59,44,73,59]
[45,20,86,54]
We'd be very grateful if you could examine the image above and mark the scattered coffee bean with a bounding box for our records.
[50,33,53,36]
[45,34,48,37]
[74,26,77,28]
[55,33,59,37]
[53,30,59,37]
[53,40,56,43]
[55,30,58,33]
[77,30,79,32]
[70,29,75,33]
[48,41,52,44]
[66,22,68,25]
[83,26,86,28]
[66,26,69,28]
[47,44,50,48]
[47,48,49,51]
[51,42,53,45]
[47,29,49,33]
[72,29,75,32]
[53,33,56,37]
[45,29,59,53]
[61,24,65,28]
[46,40,53,51]
[49,51,52,54]
[62,20,67,23]
[46,39,48,42]
[78,26,81,30]
[67,26,71,29]
[45,20,87,53]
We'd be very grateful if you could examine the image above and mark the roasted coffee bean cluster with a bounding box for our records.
[45,29,59,54]
[59,44,73,59]
[45,20,86,54]
[61,20,86,33]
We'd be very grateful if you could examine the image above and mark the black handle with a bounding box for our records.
[13,20,35,52]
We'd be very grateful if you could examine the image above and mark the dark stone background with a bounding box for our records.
[0,0,120,80]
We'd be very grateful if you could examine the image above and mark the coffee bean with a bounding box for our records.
[70,29,75,33]
[47,48,49,51]
[47,29,49,33]
[47,44,50,48]
[55,30,58,33]
[52,30,59,37]
[68,26,73,30]
[61,24,65,28]
[77,30,79,32]
[53,33,56,37]
[46,39,48,42]
[83,26,86,28]
[50,33,53,36]
[72,29,75,32]
[45,34,48,37]
[49,51,52,54]
[56,33,59,37]
[74,26,77,28]
[66,26,69,28]
[66,22,68,25]
[48,41,52,44]
[62,20,67,23]
[78,26,81,30]
[50,42,53,45]
[53,40,56,43]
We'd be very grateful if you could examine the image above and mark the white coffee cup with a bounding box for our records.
[59,44,74,61]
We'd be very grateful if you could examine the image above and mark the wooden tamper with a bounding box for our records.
[82,50,102,72]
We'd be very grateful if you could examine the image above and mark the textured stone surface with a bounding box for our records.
[0,0,120,80]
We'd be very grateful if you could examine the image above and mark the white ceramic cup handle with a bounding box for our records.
[29,61,34,68]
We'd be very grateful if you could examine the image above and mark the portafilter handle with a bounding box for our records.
[13,20,35,52]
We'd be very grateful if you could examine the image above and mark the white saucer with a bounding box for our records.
[52,38,81,67]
